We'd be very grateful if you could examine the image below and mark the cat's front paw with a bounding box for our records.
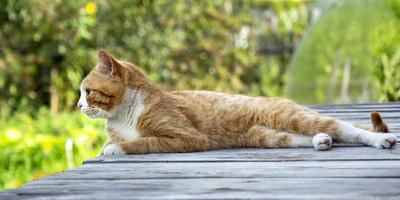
[312,133,333,151]
[373,134,397,149]
[103,144,126,155]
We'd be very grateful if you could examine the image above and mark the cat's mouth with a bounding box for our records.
[81,107,111,119]
[81,107,100,118]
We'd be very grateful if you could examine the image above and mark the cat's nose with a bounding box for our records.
[77,102,82,109]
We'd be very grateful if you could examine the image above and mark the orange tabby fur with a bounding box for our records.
[77,50,396,155]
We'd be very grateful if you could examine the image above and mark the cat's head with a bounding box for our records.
[77,50,128,119]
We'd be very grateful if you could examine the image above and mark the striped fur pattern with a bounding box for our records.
[77,50,397,155]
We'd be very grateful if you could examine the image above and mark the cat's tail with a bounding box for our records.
[370,111,390,133]
[354,112,390,133]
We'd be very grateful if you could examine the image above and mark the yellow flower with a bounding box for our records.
[38,138,54,153]
[86,2,96,15]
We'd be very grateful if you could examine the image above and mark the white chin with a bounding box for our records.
[85,113,98,119]
[81,108,111,119]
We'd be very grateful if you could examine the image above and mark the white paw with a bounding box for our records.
[103,144,126,155]
[373,134,397,149]
[312,133,333,151]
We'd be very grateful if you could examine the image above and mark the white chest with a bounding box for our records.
[106,120,141,141]
[106,90,145,141]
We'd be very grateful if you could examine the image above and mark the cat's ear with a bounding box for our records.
[97,50,122,78]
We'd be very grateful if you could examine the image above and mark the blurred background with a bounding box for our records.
[0,0,399,190]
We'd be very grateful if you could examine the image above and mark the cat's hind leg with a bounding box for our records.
[339,121,397,149]
[337,112,396,148]
[242,125,332,151]
[277,109,397,149]
[297,114,397,149]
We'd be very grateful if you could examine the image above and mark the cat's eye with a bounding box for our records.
[86,89,91,95]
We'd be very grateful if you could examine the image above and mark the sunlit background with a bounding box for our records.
[0,0,399,190]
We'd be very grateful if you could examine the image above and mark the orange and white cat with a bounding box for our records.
[77,50,397,155]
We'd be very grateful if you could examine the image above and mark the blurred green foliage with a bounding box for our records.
[0,0,308,115]
[0,110,105,189]
[0,0,399,191]
[287,0,400,103]
[369,0,400,101]
[373,47,400,101]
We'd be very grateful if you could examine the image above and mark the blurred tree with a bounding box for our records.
[0,0,96,115]
[369,0,400,101]
[93,0,310,97]
[0,0,310,115]
[286,0,400,104]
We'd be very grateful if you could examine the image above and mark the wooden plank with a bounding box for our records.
[312,107,400,112]
[4,178,400,199]
[321,112,400,118]
[321,109,400,113]
[324,118,399,123]
[308,103,400,109]
[314,108,400,112]
[84,147,400,164]
[43,160,400,180]
[0,192,18,200]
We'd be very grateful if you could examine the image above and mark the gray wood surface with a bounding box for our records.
[47,160,400,179]
[84,147,400,163]
[1,103,400,200]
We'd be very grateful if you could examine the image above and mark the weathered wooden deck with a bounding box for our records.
[1,103,400,199]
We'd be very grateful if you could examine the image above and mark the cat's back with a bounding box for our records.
[168,90,291,142]
[172,90,256,105]
[169,90,313,122]
[170,90,284,113]
[168,90,314,145]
